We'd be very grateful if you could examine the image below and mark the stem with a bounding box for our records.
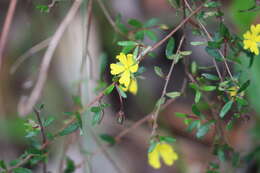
[34,108,47,173]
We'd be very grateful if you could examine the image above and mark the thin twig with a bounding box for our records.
[18,0,83,116]
[10,37,51,74]
[0,0,17,72]
[137,4,203,62]
[34,108,47,173]
[151,36,186,137]
[184,0,233,81]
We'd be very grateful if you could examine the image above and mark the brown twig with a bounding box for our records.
[137,4,203,62]
[151,35,186,137]
[184,0,233,81]
[34,108,47,173]
[0,0,17,72]
[18,0,83,116]
[10,37,51,74]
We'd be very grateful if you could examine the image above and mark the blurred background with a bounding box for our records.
[1,0,260,172]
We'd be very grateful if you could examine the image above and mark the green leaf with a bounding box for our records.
[205,47,222,61]
[115,14,128,34]
[159,136,176,143]
[117,41,137,47]
[196,121,214,138]
[36,5,49,13]
[156,97,166,108]
[128,19,143,28]
[144,18,159,27]
[179,51,192,56]
[195,90,202,103]
[122,45,135,54]
[59,122,80,136]
[204,1,221,8]
[154,66,165,78]
[190,41,206,46]
[192,104,201,117]
[201,73,219,81]
[148,141,158,153]
[144,30,157,41]
[72,96,82,107]
[167,0,180,8]
[104,84,115,95]
[13,168,32,173]
[166,92,181,99]
[75,112,82,129]
[64,157,76,173]
[117,86,127,98]
[165,38,175,59]
[0,160,7,170]
[237,80,250,93]
[175,112,188,118]
[43,116,55,127]
[100,134,116,145]
[219,100,233,118]
[200,85,217,91]
[92,111,102,125]
[187,120,200,132]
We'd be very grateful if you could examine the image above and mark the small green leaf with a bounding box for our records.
[59,122,80,136]
[201,73,219,81]
[219,100,233,118]
[175,112,188,118]
[195,90,202,103]
[190,41,206,46]
[179,51,192,56]
[117,41,137,47]
[154,66,165,78]
[166,92,181,99]
[128,19,143,28]
[117,86,127,98]
[156,97,166,108]
[187,120,200,132]
[200,85,217,91]
[43,117,55,127]
[148,141,158,153]
[205,47,222,61]
[100,134,116,145]
[144,30,157,41]
[192,104,201,117]
[0,160,7,170]
[104,84,115,95]
[167,0,180,8]
[64,157,76,173]
[13,168,32,173]
[237,80,250,93]
[196,121,214,138]
[159,136,176,143]
[165,38,175,59]
[144,18,159,27]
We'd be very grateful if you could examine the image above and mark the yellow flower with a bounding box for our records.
[120,78,138,95]
[243,24,260,55]
[110,53,139,94]
[228,86,244,98]
[148,142,178,169]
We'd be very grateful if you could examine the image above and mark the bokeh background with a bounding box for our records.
[1,0,260,172]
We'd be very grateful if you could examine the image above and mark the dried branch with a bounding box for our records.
[0,0,17,72]
[18,0,83,116]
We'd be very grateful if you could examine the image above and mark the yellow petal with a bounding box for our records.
[243,31,251,40]
[158,143,178,166]
[148,145,161,169]
[129,64,139,73]
[129,78,138,95]
[251,25,257,34]
[110,63,125,75]
[116,53,128,66]
[119,70,130,87]
[126,54,134,65]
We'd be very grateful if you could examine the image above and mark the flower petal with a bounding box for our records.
[116,53,128,66]
[158,143,178,166]
[129,78,138,95]
[119,70,130,87]
[148,146,161,169]
[110,63,125,75]
[129,64,139,73]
